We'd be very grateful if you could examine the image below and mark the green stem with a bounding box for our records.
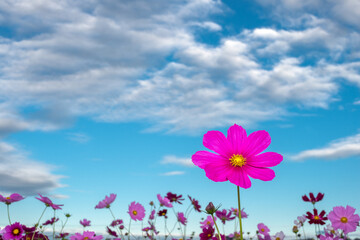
[237,186,243,240]
[211,214,222,240]
[60,218,69,234]
[53,210,56,240]
[128,218,132,240]
[31,206,48,240]
[302,225,306,240]
[7,204,12,225]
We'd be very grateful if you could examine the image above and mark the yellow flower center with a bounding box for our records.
[340,217,348,223]
[276,238,280,240]
[208,234,212,237]
[133,210,137,215]
[229,154,246,167]
[13,228,20,235]
[207,221,210,225]
[6,197,10,199]
[84,237,89,240]
[314,216,319,220]
[261,229,265,232]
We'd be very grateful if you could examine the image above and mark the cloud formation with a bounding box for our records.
[290,133,360,161]
[161,155,194,167]
[161,171,185,176]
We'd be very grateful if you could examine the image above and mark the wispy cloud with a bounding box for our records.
[67,132,91,143]
[160,171,185,176]
[161,155,194,167]
[290,133,360,161]
[354,100,360,105]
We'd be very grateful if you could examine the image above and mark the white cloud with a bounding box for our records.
[161,155,194,167]
[161,171,185,176]
[354,100,360,105]
[0,141,66,195]
[67,132,91,143]
[290,133,360,161]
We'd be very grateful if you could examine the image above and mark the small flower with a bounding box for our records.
[231,208,248,218]
[192,124,283,188]
[272,231,285,240]
[188,195,201,212]
[107,227,118,237]
[149,209,155,220]
[35,194,55,207]
[294,215,306,227]
[166,192,184,204]
[327,205,360,234]
[51,203,64,210]
[0,193,24,205]
[110,219,123,227]
[199,226,215,240]
[55,233,69,239]
[306,209,328,225]
[177,212,187,225]
[216,209,235,224]
[200,216,216,229]
[3,222,24,240]
[43,217,59,225]
[128,201,146,221]
[292,226,299,234]
[158,209,168,218]
[257,223,270,235]
[302,193,324,204]
[157,194,173,208]
[70,231,103,240]
[95,193,116,209]
[80,219,91,227]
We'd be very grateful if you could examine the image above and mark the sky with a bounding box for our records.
[0,0,360,238]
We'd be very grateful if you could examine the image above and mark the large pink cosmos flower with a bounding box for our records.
[128,201,146,221]
[327,205,360,234]
[70,231,103,240]
[0,193,24,205]
[3,222,24,240]
[95,193,116,209]
[192,124,283,188]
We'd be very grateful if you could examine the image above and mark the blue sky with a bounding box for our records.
[0,0,360,238]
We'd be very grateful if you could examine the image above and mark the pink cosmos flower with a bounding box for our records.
[294,215,306,227]
[200,216,216,229]
[192,124,283,188]
[80,218,91,227]
[200,226,215,240]
[0,193,24,205]
[95,193,116,209]
[327,205,360,234]
[216,209,235,224]
[43,217,59,225]
[128,201,146,221]
[302,193,324,204]
[272,231,285,240]
[70,231,103,240]
[35,194,62,210]
[231,208,248,218]
[306,209,328,225]
[177,212,187,225]
[149,209,155,220]
[157,194,173,208]
[3,222,24,240]
[51,203,64,210]
[258,223,270,235]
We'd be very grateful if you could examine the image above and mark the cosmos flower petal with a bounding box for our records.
[227,124,247,154]
[243,130,271,156]
[247,152,283,167]
[192,151,227,169]
[204,161,233,182]
[344,205,356,217]
[227,167,252,188]
[244,165,275,181]
[203,130,232,157]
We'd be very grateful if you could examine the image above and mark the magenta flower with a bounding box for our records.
[95,193,116,209]
[80,218,91,227]
[35,193,61,210]
[43,217,59,225]
[166,192,184,204]
[200,216,216,229]
[110,219,123,227]
[70,231,103,240]
[107,227,118,237]
[216,209,235,224]
[128,201,146,221]
[306,209,328,225]
[177,212,187,225]
[56,233,70,239]
[192,124,283,188]
[51,203,64,210]
[149,209,155,220]
[0,193,24,205]
[231,208,248,218]
[188,195,201,212]
[302,193,324,204]
[258,223,270,235]
[200,226,215,240]
[3,222,24,240]
[328,205,360,234]
[157,194,173,208]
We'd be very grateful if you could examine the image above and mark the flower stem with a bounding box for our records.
[237,186,244,240]
[53,210,56,240]
[302,226,306,240]
[31,206,48,240]
[128,218,132,240]
[7,204,11,225]
[211,214,222,240]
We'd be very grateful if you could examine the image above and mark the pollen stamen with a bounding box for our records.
[229,154,246,167]
[340,217,348,223]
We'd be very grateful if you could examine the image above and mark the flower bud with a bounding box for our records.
[205,202,216,215]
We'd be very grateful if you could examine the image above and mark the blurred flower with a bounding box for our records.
[272,231,285,240]
[35,194,56,208]
[107,227,118,237]
[149,209,155,220]
[294,215,306,227]
[302,193,324,204]
[231,208,248,218]
[70,231,103,240]
[177,212,187,225]
[200,216,216,229]
[166,192,184,204]
[192,124,283,188]
[0,193,24,205]
[216,209,235,224]
[142,221,159,235]
[328,205,360,233]
[306,209,328,225]
[188,195,201,212]
[80,219,91,227]
[212,233,225,240]
[292,226,299,234]
[3,222,24,240]
[158,209,168,218]
[199,226,214,240]
[43,217,59,226]
[128,201,146,221]
[51,203,64,210]
[157,194,173,208]
[55,233,69,239]
[95,193,116,209]
[257,223,270,235]
[110,219,123,227]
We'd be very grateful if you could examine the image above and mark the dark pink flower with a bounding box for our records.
[166,192,184,204]
[306,209,328,225]
[188,195,201,212]
[199,226,214,240]
[192,124,283,188]
[55,233,69,239]
[3,222,24,240]
[302,193,324,204]
[177,212,187,225]
[35,193,61,210]
[149,209,155,220]
[43,217,59,225]
[0,193,24,205]
[95,193,116,209]
[80,219,91,227]
[70,231,103,240]
[128,201,146,221]
[110,219,123,227]
[157,194,173,208]
[107,227,118,237]
[258,223,270,235]
[200,216,216,229]
[231,208,248,218]
[51,203,64,210]
[216,209,235,224]
[328,205,360,234]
